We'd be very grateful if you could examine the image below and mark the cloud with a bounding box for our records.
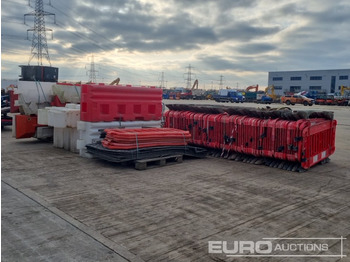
[236,43,276,54]
[198,55,237,71]
[219,23,281,42]
[1,0,350,88]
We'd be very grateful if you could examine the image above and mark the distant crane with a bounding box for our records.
[109,78,120,85]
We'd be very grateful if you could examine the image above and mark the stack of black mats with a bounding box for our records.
[86,141,207,163]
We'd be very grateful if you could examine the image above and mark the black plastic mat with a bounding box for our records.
[86,142,207,163]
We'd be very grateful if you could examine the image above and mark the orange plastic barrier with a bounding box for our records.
[102,128,191,150]
[15,115,38,139]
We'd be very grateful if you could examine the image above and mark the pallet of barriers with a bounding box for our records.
[85,127,207,169]
[86,142,207,163]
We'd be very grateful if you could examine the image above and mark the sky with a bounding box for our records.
[1,0,350,89]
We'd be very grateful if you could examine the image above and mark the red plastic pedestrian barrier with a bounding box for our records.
[299,118,336,169]
[206,114,225,149]
[80,84,162,122]
[164,110,337,169]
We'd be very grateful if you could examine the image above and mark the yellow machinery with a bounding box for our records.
[340,86,350,96]
[264,85,277,100]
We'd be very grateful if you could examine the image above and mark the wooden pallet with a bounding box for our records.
[134,155,183,170]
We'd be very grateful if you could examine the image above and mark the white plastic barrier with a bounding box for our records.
[39,104,162,156]
[38,104,81,153]
[77,120,162,158]
[38,104,80,128]
[53,127,79,153]
[38,108,49,125]
[52,84,81,104]
[14,81,54,115]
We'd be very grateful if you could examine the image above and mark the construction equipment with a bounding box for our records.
[245,85,259,93]
[244,85,259,102]
[109,78,120,85]
[340,86,350,96]
[191,79,199,90]
[264,85,278,101]
[191,80,206,100]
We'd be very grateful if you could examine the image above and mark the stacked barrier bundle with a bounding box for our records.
[86,128,207,163]
[80,84,162,122]
[102,128,191,149]
[164,110,337,170]
[78,83,163,158]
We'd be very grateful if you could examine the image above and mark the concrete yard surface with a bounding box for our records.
[1,182,134,262]
[1,102,350,261]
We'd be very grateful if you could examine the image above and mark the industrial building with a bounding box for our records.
[268,69,350,95]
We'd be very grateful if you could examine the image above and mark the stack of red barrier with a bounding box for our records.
[164,110,337,169]
[80,84,162,122]
[9,90,19,113]
[102,128,191,150]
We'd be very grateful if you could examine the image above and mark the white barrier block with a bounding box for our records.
[63,128,71,151]
[38,108,49,125]
[69,128,79,153]
[53,128,64,148]
[66,109,80,128]
[47,106,80,128]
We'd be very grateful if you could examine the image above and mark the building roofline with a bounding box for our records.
[269,69,350,74]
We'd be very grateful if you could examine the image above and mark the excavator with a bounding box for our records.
[245,85,259,93]
[338,86,350,106]
[192,79,199,90]
[244,85,259,102]
[109,78,120,85]
[264,85,277,100]
[253,85,278,104]
[340,85,350,96]
[191,79,205,100]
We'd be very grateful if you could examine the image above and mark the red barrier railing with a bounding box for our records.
[164,110,337,169]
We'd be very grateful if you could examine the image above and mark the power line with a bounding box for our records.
[24,0,56,66]
[184,64,195,89]
[49,4,121,52]
[159,72,165,88]
[1,0,28,6]
[219,75,224,89]
[86,54,98,83]
[1,34,28,40]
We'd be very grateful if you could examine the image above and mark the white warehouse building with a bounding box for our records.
[268,69,350,96]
